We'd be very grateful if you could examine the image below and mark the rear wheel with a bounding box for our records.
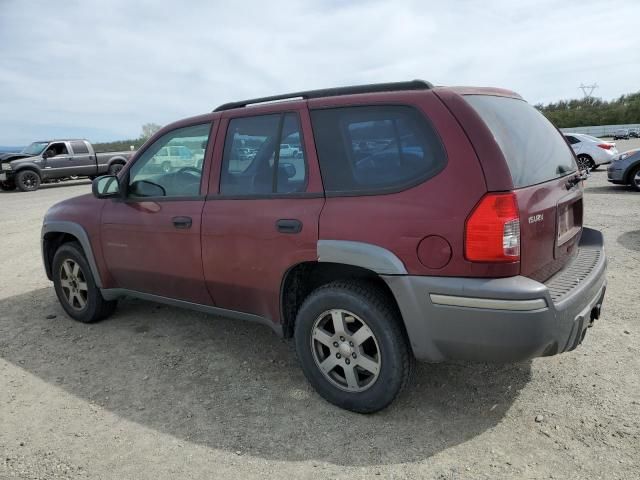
[52,242,117,323]
[16,170,41,192]
[294,281,413,413]
[577,154,594,171]
[108,162,124,175]
[629,165,640,192]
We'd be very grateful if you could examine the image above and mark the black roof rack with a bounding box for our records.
[213,79,433,112]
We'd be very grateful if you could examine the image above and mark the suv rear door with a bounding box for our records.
[201,105,324,324]
[448,92,582,281]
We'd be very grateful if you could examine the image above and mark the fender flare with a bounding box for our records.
[41,220,103,287]
[317,240,407,275]
[107,156,127,168]
[13,163,43,177]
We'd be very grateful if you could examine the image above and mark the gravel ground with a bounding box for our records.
[1,141,639,479]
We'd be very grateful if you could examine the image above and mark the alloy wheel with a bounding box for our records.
[634,170,640,189]
[21,172,39,189]
[59,259,88,311]
[310,309,381,392]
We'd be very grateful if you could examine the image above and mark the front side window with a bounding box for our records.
[310,105,446,194]
[220,113,307,195]
[127,123,211,198]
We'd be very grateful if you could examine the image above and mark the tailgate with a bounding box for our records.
[461,94,581,281]
[514,177,583,281]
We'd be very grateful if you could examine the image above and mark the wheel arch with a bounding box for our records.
[107,156,127,167]
[42,221,103,287]
[280,241,409,339]
[624,160,640,185]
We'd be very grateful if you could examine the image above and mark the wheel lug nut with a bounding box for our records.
[352,352,357,358]
[333,342,339,347]
[340,336,345,342]
[336,353,341,359]
[345,359,350,365]
[349,341,354,347]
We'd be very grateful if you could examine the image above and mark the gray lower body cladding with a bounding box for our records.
[383,228,607,363]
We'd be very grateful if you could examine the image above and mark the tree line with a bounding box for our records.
[535,91,640,128]
[92,123,161,153]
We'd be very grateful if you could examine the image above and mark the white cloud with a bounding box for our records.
[0,0,638,144]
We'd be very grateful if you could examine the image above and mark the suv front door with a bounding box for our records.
[100,122,216,304]
[202,107,324,324]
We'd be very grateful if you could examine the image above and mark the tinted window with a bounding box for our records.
[70,141,89,154]
[128,123,211,198]
[220,113,307,195]
[310,105,446,194]
[465,95,576,188]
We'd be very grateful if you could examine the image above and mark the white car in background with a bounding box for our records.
[564,133,618,170]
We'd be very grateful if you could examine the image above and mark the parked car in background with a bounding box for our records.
[628,128,639,138]
[0,139,134,192]
[279,143,300,158]
[608,148,640,191]
[613,129,630,140]
[563,133,618,170]
[147,145,198,173]
[41,80,606,413]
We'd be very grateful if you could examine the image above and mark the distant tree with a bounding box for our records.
[536,91,640,128]
[141,123,162,140]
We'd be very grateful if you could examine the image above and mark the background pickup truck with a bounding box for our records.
[0,139,134,192]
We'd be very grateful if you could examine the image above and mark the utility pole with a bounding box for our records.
[579,83,598,99]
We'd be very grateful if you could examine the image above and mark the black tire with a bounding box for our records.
[52,242,117,323]
[108,162,124,175]
[577,155,594,171]
[294,280,413,413]
[629,165,640,192]
[16,170,41,192]
[0,180,16,191]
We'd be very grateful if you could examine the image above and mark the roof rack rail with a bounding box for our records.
[213,79,433,112]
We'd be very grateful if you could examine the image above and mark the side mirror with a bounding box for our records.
[42,151,50,159]
[92,175,120,199]
[129,180,166,197]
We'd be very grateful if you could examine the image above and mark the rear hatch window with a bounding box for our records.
[464,95,577,187]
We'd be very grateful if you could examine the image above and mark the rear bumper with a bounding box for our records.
[383,227,607,362]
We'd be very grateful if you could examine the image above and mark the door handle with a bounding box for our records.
[172,216,192,229]
[276,219,302,234]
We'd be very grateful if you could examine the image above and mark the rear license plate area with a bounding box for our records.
[557,198,583,246]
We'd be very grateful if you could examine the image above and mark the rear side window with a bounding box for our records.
[310,105,446,194]
[465,95,577,188]
[70,141,89,154]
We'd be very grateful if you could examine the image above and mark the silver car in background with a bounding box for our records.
[608,148,640,191]
[564,133,618,170]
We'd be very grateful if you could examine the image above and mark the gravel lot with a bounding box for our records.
[1,141,639,479]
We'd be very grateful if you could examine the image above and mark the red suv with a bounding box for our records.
[42,80,607,413]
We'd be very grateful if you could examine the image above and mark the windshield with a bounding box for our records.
[21,142,49,155]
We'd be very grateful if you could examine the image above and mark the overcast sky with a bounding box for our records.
[1,0,639,145]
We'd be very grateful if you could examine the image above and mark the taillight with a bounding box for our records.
[465,192,520,262]
[597,143,613,150]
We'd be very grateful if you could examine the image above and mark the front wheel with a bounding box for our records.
[629,165,640,192]
[16,170,41,192]
[294,281,413,413]
[52,242,117,323]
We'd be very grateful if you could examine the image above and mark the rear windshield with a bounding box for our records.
[465,95,577,188]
